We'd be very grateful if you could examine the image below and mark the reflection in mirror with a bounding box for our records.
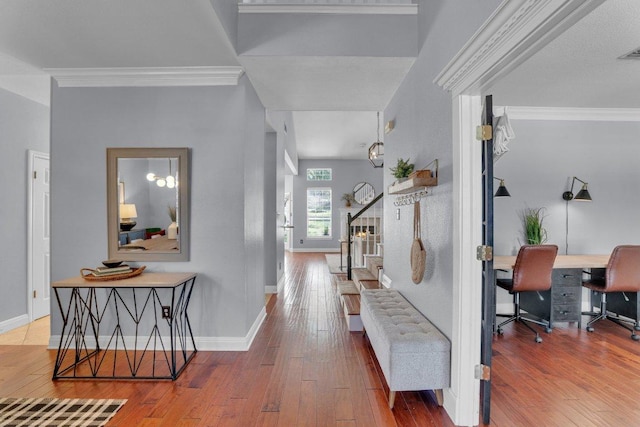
[353,182,375,205]
[107,148,189,262]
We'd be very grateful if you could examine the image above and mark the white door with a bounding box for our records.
[29,151,50,320]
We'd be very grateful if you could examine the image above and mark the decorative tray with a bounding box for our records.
[81,266,146,281]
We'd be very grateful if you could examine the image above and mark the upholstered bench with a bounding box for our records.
[360,289,451,409]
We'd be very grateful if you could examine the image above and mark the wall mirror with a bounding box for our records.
[107,147,190,262]
[353,182,375,205]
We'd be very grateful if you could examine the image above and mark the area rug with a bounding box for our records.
[325,253,346,274]
[0,397,126,427]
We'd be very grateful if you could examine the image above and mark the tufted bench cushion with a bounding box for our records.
[360,288,451,408]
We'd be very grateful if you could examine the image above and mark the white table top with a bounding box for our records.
[493,254,610,270]
[52,272,197,288]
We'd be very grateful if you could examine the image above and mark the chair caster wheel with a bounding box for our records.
[497,328,504,335]
[634,325,640,331]
[545,327,552,334]
[632,334,640,341]
[535,336,542,343]
[586,326,594,332]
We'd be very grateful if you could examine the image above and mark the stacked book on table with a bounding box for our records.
[91,265,132,277]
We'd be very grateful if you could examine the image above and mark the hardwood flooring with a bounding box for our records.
[1,252,640,426]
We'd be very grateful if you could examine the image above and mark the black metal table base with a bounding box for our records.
[53,276,197,380]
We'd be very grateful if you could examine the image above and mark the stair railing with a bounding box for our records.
[347,192,383,280]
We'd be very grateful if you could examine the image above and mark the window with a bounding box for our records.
[307,188,332,237]
[307,168,332,181]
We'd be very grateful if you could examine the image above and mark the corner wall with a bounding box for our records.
[291,159,383,251]
[50,76,267,346]
[0,88,49,329]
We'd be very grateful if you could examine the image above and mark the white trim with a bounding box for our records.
[266,272,285,294]
[0,314,30,335]
[494,106,640,122]
[27,150,50,323]
[445,95,483,426]
[434,0,605,96]
[239,4,417,15]
[46,66,245,88]
[48,307,268,352]
[289,248,339,253]
[380,273,392,289]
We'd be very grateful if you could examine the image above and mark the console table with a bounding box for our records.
[52,272,197,380]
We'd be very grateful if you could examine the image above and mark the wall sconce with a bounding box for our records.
[368,111,384,168]
[119,203,138,231]
[562,176,592,201]
[493,177,511,197]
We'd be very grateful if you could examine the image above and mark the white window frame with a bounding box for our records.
[306,168,332,181]
[306,187,332,239]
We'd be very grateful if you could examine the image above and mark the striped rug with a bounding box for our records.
[0,398,126,427]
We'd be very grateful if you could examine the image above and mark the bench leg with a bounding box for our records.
[434,389,443,406]
[388,390,396,409]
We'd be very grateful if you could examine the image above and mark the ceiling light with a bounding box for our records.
[368,111,384,168]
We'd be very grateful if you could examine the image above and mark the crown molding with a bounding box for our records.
[494,106,640,121]
[239,4,417,15]
[435,0,605,95]
[46,66,245,88]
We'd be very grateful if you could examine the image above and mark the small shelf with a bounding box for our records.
[388,173,438,195]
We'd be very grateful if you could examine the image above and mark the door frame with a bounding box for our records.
[436,1,603,424]
[27,149,50,322]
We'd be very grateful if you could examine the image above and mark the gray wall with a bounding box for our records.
[383,0,502,338]
[291,159,383,251]
[238,12,417,57]
[494,119,640,255]
[0,88,49,326]
[50,76,267,340]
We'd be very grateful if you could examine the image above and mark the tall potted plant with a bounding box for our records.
[522,207,547,245]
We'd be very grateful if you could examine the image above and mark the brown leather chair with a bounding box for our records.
[582,245,640,341]
[496,244,558,343]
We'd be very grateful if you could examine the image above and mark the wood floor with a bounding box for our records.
[1,252,640,426]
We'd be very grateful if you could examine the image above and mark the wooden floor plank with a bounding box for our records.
[4,252,640,426]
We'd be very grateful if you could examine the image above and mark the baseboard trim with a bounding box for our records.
[0,314,30,335]
[49,307,269,352]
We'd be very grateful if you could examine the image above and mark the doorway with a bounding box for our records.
[28,150,50,322]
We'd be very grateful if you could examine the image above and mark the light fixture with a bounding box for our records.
[562,176,592,201]
[119,204,138,231]
[368,111,384,168]
[146,159,177,189]
[493,177,511,197]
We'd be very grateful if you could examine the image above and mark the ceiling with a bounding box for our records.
[0,1,637,160]
[488,0,640,108]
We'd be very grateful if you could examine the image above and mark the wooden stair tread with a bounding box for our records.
[342,294,360,315]
[360,280,382,290]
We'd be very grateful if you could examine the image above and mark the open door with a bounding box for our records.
[29,150,51,320]
[480,94,495,424]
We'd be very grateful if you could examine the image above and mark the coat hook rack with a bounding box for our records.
[388,158,439,206]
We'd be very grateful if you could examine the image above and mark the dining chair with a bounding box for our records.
[496,244,558,343]
[582,245,640,341]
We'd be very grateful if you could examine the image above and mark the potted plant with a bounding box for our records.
[341,193,356,207]
[522,207,547,245]
[390,157,415,182]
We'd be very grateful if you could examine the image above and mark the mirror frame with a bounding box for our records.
[353,182,375,205]
[107,147,190,262]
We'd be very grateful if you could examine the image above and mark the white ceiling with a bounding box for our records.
[489,0,640,108]
[0,1,637,160]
